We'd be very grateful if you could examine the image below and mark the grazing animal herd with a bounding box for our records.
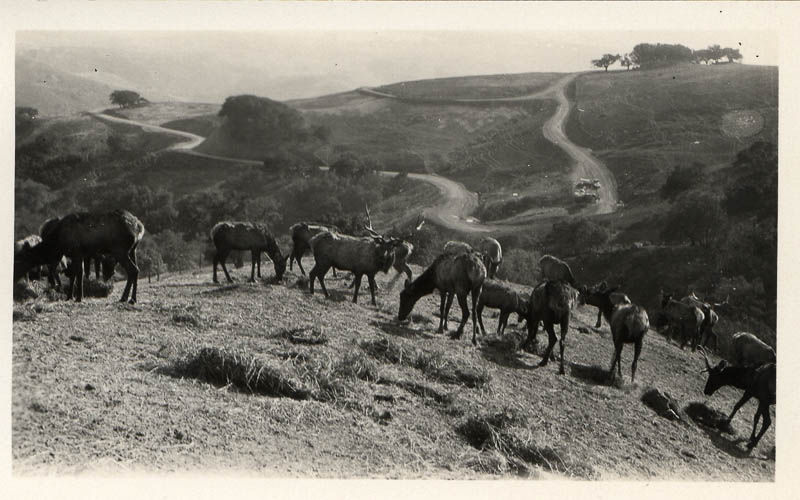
[13,207,776,453]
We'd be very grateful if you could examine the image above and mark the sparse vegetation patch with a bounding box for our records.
[457,408,596,478]
[360,337,490,388]
[169,347,312,400]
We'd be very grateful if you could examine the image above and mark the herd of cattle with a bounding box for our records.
[13,208,776,451]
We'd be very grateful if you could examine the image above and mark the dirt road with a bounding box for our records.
[94,73,616,232]
[91,112,495,233]
[361,72,619,219]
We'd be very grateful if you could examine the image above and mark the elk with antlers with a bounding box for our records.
[308,205,401,305]
[699,347,775,451]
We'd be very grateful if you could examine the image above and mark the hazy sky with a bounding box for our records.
[16,29,777,102]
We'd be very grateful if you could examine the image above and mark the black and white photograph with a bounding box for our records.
[4,0,798,493]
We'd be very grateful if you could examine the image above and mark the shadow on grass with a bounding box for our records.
[478,341,539,371]
[310,289,350,303]
[569,362,624,388]
[198,284,241,295]
[684,402,763,460]
[372,320,433,339]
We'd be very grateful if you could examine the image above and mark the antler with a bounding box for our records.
[364,204,381,238]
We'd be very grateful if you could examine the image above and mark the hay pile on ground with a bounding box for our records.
[173,347,311,400]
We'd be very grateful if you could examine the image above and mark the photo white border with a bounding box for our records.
[2,1,798,498]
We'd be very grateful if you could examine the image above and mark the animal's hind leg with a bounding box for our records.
[539,321,558,368]
[217,249,233,283]
[444,293,455,332]
[557,317,568,375]
[295,254,307,276]
[748,405,771,450]
[498,310,510,336]
[351,273,363,304]
[631,338,642,383]
[726,391,753,426]
[119,251,139,303]
[471,289,480,345]
[595,309,603,328]
[367,274,379,306]
[437,291,447,333]
[521,312,541,353]
[450,293,469,341]
[608,343,621,381]
[130,246,140,303]
[477,304,487,336]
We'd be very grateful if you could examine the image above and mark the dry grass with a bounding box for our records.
[168,346,312,400]
[11,259,776,478]
[360,337,490,388]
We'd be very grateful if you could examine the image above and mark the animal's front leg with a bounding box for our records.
[437,291,447,333]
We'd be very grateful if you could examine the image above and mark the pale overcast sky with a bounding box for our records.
[16,29,777,102]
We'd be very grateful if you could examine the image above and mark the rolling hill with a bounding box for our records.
[565,63,778,206]
[15,56,117,117]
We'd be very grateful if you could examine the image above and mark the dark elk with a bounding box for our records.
[308,210,399,306]
[520,280,579,374]
[398,251,486,345]
[288,222,340,276]
[580,284,649,383]
[700,348,775,451]
[210,221,287,283]
[583,281,631,328]
[681,292,726,350]
[14,210,145,303]
[478,237,502,279]
[660,292,704,351]
[730,332,775,367]
[476,279,528,337]
[347,212,424,288]
[14,235,44,281]
[537,254,578,287]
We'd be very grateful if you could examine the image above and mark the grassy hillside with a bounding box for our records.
[297,92,572,210]
[12,262,775,478]
[377,72,564,100]
[15,56,116,116]
[565,63,778,206]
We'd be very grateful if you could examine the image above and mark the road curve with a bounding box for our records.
[90,111,494,232]
[361,73,619,218]
[92,72,616,233]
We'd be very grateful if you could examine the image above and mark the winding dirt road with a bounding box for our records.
[92,73,616,232]
[361,73,619,218]
[91,111,494,232]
